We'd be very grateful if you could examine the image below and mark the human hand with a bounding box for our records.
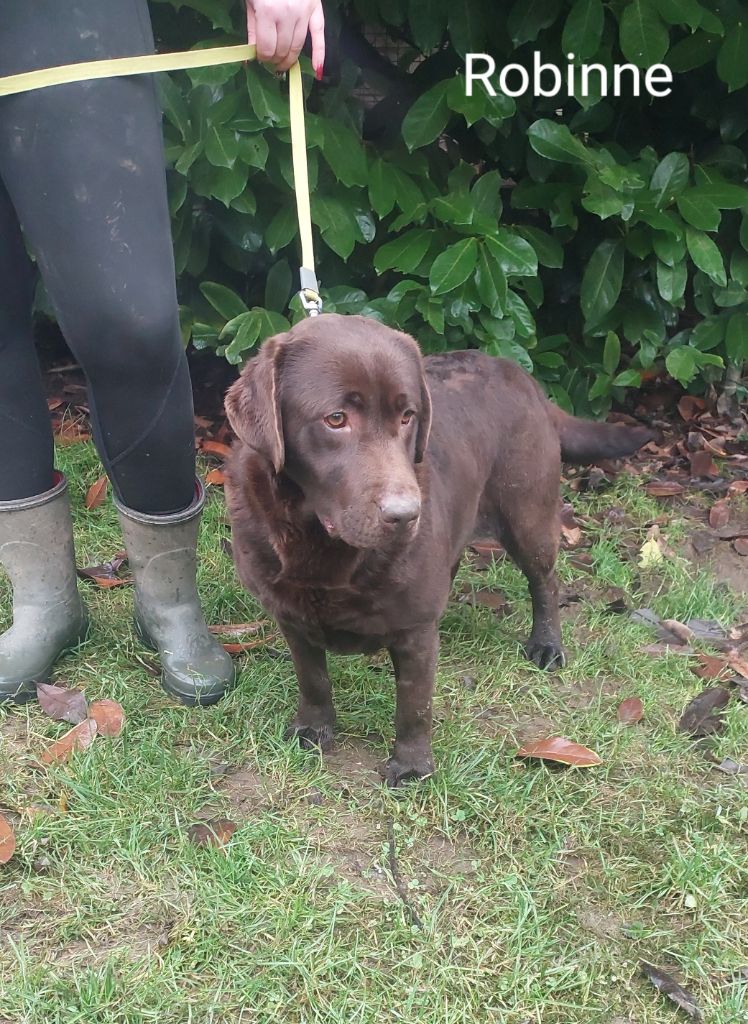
[246,0,325,76]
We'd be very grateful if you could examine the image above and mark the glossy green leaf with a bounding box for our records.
[619,0,669,67]
[650,153,690,208]
[562,0,604,60]
[666,345,699,384]
[527,119,593,164]
[205,127,239,169]
[686,227,727,285]
[726,311,748,363]
[485,231,538,277]
[321,121,367,188]
[402,81,451,151]
[476,243,508,314]
[517,227,564,268]
[717,22,748,91]
[508,0,561,46]
[603,331,621,375]
[656,259,687,302]
[677,192,721,231]
[580,239,624,326]
[430,238,479,295]
[375,230,433,274]
[200,282,249,320]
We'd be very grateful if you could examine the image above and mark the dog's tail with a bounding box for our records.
[549,406,653,464]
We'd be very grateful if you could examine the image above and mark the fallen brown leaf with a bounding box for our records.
[727,651,748,679]
[222,637,277,655]
[200,440,231,458]
[678,687,731,738]
[36,683,88,725]
[728,479,748,495]
[515,736,602,767]
[40,719,98,766]
[88,700,125,737]
[688,450,718,479]
[733,538,748,557]
[205,468,225,486]
[709,498,730,529]
[0,814,16,865]
[208,621,269,637]
[645,480,686,497]
[85,476,108,510]
[460,586,509,612]
[641,961,703,1022]
[617,697,644,725]
[691,654,732,681]
[660,619,694,644]
[677,396,706,422]
[187,818,237,848]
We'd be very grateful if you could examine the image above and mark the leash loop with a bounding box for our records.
[288,62,321,317]
[0,45,321,319]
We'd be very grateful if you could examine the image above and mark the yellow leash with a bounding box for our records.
[0,45,321,316]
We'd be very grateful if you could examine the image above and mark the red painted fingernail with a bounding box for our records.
[315,62,324,81]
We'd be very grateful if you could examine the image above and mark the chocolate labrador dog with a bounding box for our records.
[224,314,650,785]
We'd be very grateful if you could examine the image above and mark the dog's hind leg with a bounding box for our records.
[383,625,439,787]
[489,456,566,670]
[281,625,336,751]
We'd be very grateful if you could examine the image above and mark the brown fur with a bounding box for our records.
[224,314,651,785]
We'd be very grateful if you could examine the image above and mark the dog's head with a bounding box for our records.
[225,313,432,549]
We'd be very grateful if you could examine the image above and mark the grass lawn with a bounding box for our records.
[1,440,747,1024]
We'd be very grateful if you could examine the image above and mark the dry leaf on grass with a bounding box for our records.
[645,480,686,497]
[688,450,718,479]
[222,637,277,655]
[187,818,237,848]
[617,697,644,724]
[678,687,731,738]
[516,736,602,767]
[641,961,703,1022]
[40,718,98,765]
[88,700,125,737]
[677,396,706,422]
[691,654,733,681]
[208,622,270,637]
[85,476,108,510]
[200,440,231,458]
[37,683,88,725]
[0,814,16,865]
[205,469,225,486]
[709,498,730,529]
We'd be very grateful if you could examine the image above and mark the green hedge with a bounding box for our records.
[149,0,748,415]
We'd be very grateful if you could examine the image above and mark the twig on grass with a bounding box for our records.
[386,815,424,931]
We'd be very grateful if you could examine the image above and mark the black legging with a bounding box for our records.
[0,0,195,513]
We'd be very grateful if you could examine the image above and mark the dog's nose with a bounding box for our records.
[379,494,421,527]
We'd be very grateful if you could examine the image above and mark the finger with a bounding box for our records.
[246,4,256,45]
[254,13,278,63]
[309,4,325,77]
[276,19,308,72]
[273,14,295,68]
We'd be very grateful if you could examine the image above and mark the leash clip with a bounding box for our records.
[298,266,323,318]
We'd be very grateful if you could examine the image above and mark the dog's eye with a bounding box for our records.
[324,411,348,429]
[401,410,416,426]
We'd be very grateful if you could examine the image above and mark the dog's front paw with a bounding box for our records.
[525,636,566,670]
[284,718,335,752]
[379,748,435,788]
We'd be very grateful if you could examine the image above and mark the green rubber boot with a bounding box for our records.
[114,479,234,706]
[0,473,88,703]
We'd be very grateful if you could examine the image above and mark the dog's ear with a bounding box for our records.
[415,374,432,464]
[225,334,288,473]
